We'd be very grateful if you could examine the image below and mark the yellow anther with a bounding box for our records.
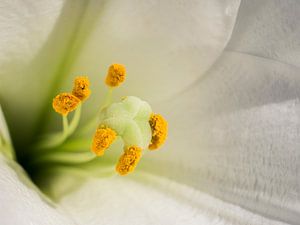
[116,146,142,175]
[148,113,168,150]
[105,64,126,87]
[52,93,80,116]
[72,76,91,101]
[91,126,117,156]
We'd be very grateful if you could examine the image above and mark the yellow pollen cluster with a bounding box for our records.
[91,127,117,156]
[149,114,168,150]
[53,76,90,115]
[52,93,80,116]
[72,76,91,101]
[105,64,126,87]
[116,146,142,175]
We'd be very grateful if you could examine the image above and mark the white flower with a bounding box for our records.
[0,0,299,224]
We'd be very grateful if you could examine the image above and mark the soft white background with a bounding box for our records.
[0,0,299,225]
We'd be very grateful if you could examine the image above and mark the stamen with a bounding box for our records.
[91,126,117,156]
[38,63,169,178]
[52,93,80,116]
[105,64,126,87]
[72,76,91,101]
[148,113,168,150]
[116,146,142,175]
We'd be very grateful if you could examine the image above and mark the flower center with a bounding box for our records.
[16,64,168,198]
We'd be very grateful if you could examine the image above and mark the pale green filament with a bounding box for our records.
[100,87,113,112]
[63,115,68,135]
[33,103,82,150]
[30,151,95,166]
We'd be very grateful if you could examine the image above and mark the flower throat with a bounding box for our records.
[17,64,168,197]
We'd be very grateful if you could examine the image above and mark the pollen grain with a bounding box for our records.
[116,146,142,175]
[52,93,80,116]
[105,64,126,87]
[72,76,91,101]
[91,126,117,156]
[148,114,168,150]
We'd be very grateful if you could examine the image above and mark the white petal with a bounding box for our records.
[141,52,300,224]
[60,172,289,225]
[227,0,300,66]
[0,1,92,147]
[51,0,241,128]
[0,0,240,144]
[0,0,64,146]
[68,0,240,101]
[0,154,74,225]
